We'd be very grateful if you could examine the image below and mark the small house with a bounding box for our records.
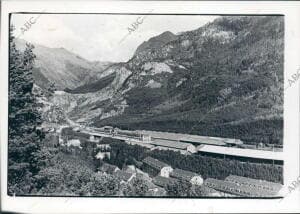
[142,134,152,143]
[142,157,173,177]
[96,144,111,151]
[170,168,203,186]
[152,176,178,188]
[99,163,120,174]
[89,135,100,142]
[95,151,111,160]
[113,170,136,183]
[149,139,197,154]
[67,139,82,149]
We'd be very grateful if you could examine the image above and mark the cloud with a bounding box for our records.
[11,14,218,62]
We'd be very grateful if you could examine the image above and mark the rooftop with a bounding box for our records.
[204,178,280,197]
[152,176,178,188]
[138,130,242,146]
[225,175,283,192]
[198,145,284,161]
[150,139,193,150]
[113,170,135,182]
[99,163,119,174]
[142,156,170,170]
[170,168,200,181]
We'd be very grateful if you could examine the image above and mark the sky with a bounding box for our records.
[11,14,218,62]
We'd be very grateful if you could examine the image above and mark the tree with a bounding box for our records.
[47,82,56,96]
[8,26,44,195]
[122,177,149,196]
[85,173,120,196]
[166,179,192,197]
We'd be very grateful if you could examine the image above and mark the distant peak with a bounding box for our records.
[160,31,175,36]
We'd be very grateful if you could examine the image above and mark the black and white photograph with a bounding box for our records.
[1,1,300,213]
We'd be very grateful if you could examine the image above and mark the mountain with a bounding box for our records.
[15,39,112,90]
[134,31,177,56]
[51,16,284,145]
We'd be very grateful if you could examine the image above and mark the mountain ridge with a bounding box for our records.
[15,38,113,90]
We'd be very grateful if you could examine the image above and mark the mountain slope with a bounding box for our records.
[15,39,112,90]
[95,16,283,145]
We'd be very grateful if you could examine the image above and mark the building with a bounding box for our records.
[181,136,227,147]
[126,140,155,149]
[124,165,137,173]
[197,144,284,164]
[99,163,120,174]
[150,139,197,154]
[142,157,173,177]
[152,176,178,188]
[199,186,226,197]
[95,151,111,160]
[103,126,114,134]
[137,130,243,147]
[96,144,111,151]
[113,170,136,183]
[89,135,100,142]
[72,127,80,132]
[142,134,152,142]
[225,175,283,194]
[223,138,243,146]
[170,168,203,186]
[204,178,279,197]
[66,139,82,149]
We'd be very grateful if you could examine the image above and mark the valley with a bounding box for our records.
[31,16,283,147]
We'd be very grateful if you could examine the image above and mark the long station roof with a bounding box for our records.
[150,139,193,149]
[138,130,242,146]
[198,145,284,161]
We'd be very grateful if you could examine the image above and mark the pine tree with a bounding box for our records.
[47,82,56,96]
[8,26,44,195]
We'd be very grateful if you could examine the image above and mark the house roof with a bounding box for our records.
[113,170,135,182]
[95,152,110,160]
[225,175,283,192]
[99,163,119,174]
[150,139,193,150]
[142,156,170,170]
[152,176,178,188]
[204,178,279,197]
[170,168,201,181]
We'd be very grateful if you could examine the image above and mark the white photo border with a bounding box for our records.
[1,1,300,213]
